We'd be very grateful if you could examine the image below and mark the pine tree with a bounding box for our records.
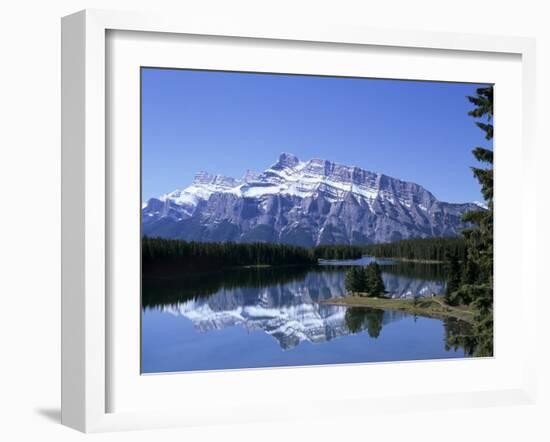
[344,266,364,294]
[364,262,385,297]
[458,85,494,356]
[444,251,462,304]
[344,263,385,297]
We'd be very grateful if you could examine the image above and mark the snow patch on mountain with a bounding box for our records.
[473,201,489,210]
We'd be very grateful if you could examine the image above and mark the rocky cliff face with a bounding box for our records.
[142,153,482,245]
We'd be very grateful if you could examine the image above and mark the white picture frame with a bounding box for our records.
[61,9,538,433]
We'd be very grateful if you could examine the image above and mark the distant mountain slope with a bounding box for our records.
[142,153,482,245]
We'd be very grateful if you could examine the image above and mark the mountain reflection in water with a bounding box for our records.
[158,271,410,350]
[142,259,473,369]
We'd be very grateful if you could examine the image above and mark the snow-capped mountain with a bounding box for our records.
[142,153,482,245]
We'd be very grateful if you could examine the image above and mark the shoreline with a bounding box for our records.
[321,295,475,324]
[369,257,446,264]
[318,256,446,264]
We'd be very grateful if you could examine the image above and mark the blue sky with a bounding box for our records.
[141,68,492,203]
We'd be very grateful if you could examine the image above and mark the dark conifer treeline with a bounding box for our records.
[312,245,364,260]
[142,236,317,272]
[363,237,468,262]
[143,235,472,275]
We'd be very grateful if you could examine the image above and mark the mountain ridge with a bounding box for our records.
[142,153,482,245]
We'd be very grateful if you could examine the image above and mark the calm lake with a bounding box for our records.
[141,257,472,373]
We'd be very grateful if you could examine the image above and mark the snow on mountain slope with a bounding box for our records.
[142,153,484,245]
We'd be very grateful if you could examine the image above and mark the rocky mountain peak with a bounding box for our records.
[143,153,483,245]
[242,169,261,183]
[273,152,301,170]
[192,171,240,189]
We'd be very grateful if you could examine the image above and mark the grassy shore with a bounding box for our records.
[321,295,475,323]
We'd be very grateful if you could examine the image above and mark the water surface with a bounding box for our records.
[142,258,471,373]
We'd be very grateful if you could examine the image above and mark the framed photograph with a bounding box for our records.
[61,9,538,432]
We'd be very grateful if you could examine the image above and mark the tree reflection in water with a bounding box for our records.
[346,307,479,355]
[443,317,478,356]
[345,307,385,338]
